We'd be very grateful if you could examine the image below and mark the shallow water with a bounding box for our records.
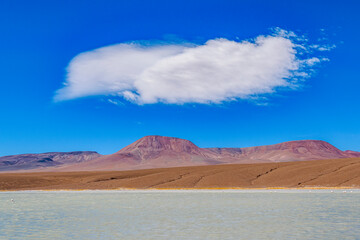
[0,190,359,240]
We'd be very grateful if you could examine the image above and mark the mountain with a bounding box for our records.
[206,140,358,162]
[58,136,222,171]
[0,151,101,171]
[54,136,360,172]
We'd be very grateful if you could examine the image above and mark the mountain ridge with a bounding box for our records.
[0,151,101,171]
[1,136,359,172]
[51,136,360,172]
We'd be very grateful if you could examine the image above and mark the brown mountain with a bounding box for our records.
[54,136,360,172]
[206,140,357,162]
[0,151,101,172]
[57,136,222,171]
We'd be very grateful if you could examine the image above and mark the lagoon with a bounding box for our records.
[1,190,359,239]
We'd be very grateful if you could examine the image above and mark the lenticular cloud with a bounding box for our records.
[54,30,327,104]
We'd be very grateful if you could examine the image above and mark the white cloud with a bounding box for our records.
[311,44,336,51]
[107,99,123,106]
[55,30,329,104]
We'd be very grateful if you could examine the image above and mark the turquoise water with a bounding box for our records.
[0,190,359,240]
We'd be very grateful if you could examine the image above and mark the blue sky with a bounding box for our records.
[0,0,359,156]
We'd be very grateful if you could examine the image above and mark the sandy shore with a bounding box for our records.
[1,157,359,191]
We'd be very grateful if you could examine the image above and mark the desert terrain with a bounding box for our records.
[1,157,359,190]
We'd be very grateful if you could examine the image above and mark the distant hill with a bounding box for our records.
[52,135,360,172]
[0,151,101,171]
[205,140,360,162]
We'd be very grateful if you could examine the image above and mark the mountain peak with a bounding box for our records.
[118,135,201,154]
